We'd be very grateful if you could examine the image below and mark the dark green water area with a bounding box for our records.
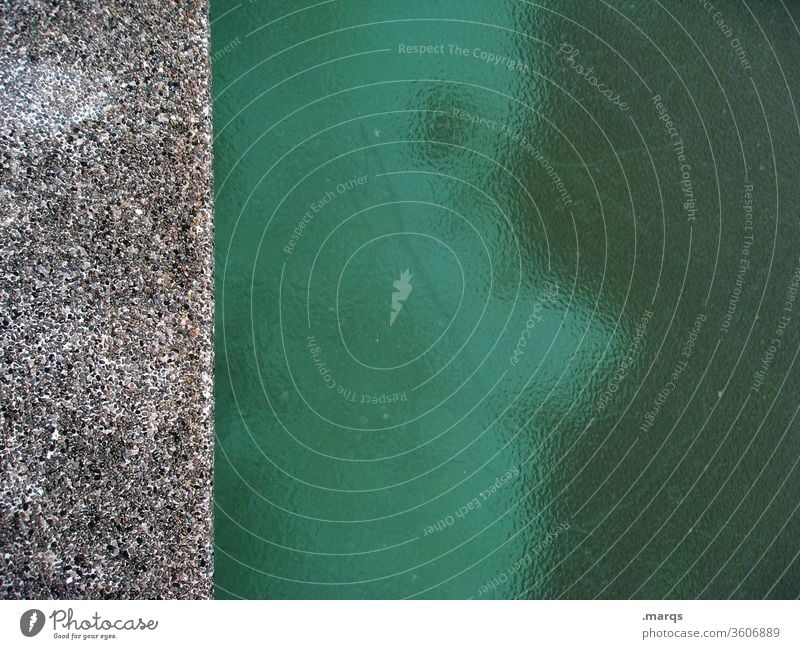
[212,0,800,598]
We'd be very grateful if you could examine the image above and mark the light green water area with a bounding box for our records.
[212,0,800,598]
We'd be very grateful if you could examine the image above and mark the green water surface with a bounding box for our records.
[212,0,800,598]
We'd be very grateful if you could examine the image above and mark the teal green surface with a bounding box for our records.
[212,0,800,598]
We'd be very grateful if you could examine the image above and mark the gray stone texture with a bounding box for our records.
[0,0,213,598]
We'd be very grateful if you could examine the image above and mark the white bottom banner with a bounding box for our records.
[1,600,797,648]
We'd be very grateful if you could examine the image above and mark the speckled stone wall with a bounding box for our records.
[0,1,213,598]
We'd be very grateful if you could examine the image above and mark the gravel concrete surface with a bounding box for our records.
[0,0,213,598]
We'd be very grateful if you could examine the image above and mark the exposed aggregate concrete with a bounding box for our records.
[0,0,213,598]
